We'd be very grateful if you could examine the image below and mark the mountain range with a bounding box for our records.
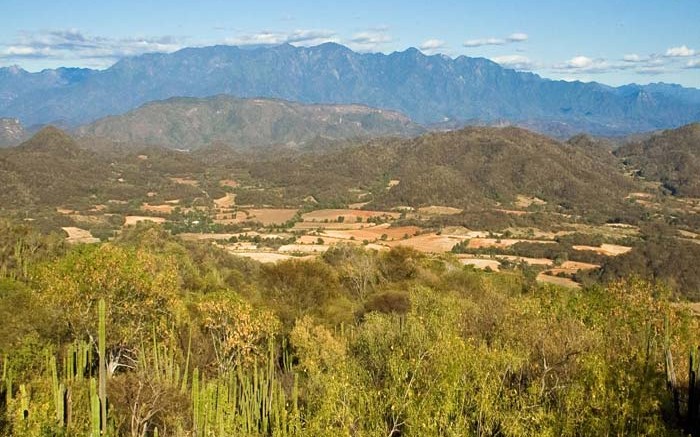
[1,43,699,137]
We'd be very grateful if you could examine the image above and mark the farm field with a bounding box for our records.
[44,197,669,292]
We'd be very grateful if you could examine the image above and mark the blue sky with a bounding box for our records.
[1,0,699,87]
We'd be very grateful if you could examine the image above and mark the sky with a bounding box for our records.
[1,0,699,87]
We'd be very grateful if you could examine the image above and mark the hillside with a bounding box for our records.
[616,123,700,196]
[0,127,207,209]
[77,96,424,150]
[1,44,699,135]
[0,127,111,208]
[244,126,637,215]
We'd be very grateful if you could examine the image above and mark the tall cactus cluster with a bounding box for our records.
[191,341,300,436]
[1,299,303,436]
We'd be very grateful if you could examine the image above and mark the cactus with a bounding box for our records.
[2,356,11,406]
[47,354,65,427]
[98,298,107,435]
[181,327,192,394]
[90,379,100,437]
[192,367,200,436]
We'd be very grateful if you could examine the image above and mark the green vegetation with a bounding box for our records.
[580,234,700,300]
[78,95,424,151]
[617,123,700,196]
[0,222,699,436]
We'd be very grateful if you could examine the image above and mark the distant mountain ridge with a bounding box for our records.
[1,43,699,136]
[77,95,424,150]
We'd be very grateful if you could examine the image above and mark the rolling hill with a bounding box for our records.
[243,126,638,215]
[616,123,700,196]
[77,95,424,150]
[1,43,699,136]
[0,127,208,209]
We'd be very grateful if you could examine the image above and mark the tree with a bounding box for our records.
[37,244,182,373]
[197,292,279,372]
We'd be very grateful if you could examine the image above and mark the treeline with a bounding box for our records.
[0,221,698,435]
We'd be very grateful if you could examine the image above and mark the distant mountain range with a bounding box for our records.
[1,43,699,137]
[77,95,424,150]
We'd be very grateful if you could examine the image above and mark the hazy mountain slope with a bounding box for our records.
[77,95,424,150]
[616,123,700,196]
[0,118,26,147]
[1,44,698,135]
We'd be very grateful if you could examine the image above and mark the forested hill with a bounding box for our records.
[616,123,700,196]
[77,95,424,150]
[246,126,637,214]
[1,43,699,136]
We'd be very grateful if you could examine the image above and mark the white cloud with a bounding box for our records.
[665,45,695,57]
[568,56,595,68]
[0,29,185,65]
[636,67,668,75]
[347,29,392,52]
[507,33,528,42]
[623,54,644,62]
[686,59,700,69]
[463,32,528,48]
[419,39,448,54]
[463,37,506,47]
[227,29,338,47]
[552,55,614,74]
[490,54,535,70]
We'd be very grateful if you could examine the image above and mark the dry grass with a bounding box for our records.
[348,202,370,209]
[493,209,529,216]
[536,273,581,289]
[142,203,176,214]
[230,252,316,263]
[679,230,700,239]
[560,261,600,270]
[572,244,632,256]
[387,233,466,253]
[320,224,421,242]
[302,209,400,222]
[467,238,555,249]
[124,216,167,226]
[169,177,199,186]
[214,193,236,209]
[179,233,238,241]
[296,235,356,245]
[220,179,239,188]
[417,205,463,215]
[458,258,501,271]
[626,192,654,199]
[293,222,370,231]
[278,244,330,253]
[495,255,553,266]
[62,227,100,244]
[241,208,298,226]
[515,195,546,208]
